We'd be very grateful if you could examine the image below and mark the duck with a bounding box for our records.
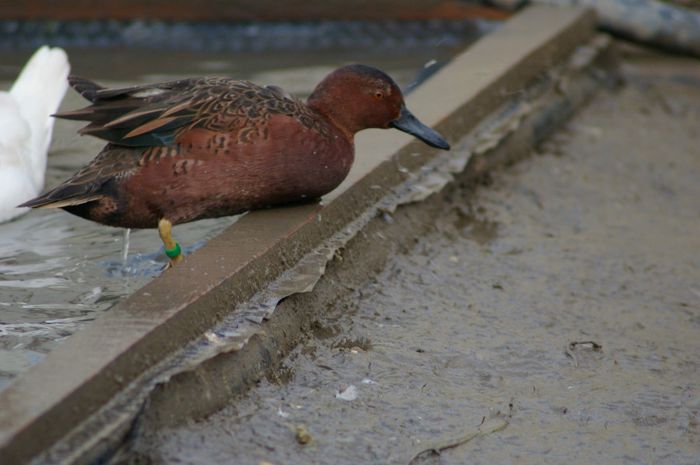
[20,64,449,266]
[0,46,70,223]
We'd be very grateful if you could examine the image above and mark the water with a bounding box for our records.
[0,20,491,53]
[0,40,473,390]
[121,229,130,264]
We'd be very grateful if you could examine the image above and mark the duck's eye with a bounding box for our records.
[373,91,383,100]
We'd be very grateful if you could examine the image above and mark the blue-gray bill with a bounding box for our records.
[390,106,450,150]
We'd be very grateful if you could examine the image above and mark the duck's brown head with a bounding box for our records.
[307,64,449,150]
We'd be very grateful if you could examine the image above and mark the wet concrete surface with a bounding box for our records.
[128,54,700,464]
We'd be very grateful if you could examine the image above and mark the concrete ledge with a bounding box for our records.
[0,6,597,465]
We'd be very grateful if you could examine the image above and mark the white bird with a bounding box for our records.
[0,46,70,223]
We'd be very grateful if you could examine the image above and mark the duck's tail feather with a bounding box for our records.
[19,195,103,210]
[18,170,105,210]
[66,75,105,103]
[9,46,70,183]
[18,186,103,209]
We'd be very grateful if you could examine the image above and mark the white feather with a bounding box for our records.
[0,46,70,222]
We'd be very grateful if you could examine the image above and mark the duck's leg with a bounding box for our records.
[158,218,184,267]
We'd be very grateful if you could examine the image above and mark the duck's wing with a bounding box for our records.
[18,144,143,209]
[55,76,314,148]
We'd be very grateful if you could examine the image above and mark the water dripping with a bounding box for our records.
[121,228,131,264]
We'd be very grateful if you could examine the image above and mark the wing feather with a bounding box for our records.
[53,76,314,148]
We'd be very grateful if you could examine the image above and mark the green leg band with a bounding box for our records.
[164,242,182,259]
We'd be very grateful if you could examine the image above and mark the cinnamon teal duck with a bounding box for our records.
[20,64,449,266]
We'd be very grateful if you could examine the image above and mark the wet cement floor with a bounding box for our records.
[127,52,700,464]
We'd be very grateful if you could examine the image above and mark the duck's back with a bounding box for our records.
[58,76,329,146]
